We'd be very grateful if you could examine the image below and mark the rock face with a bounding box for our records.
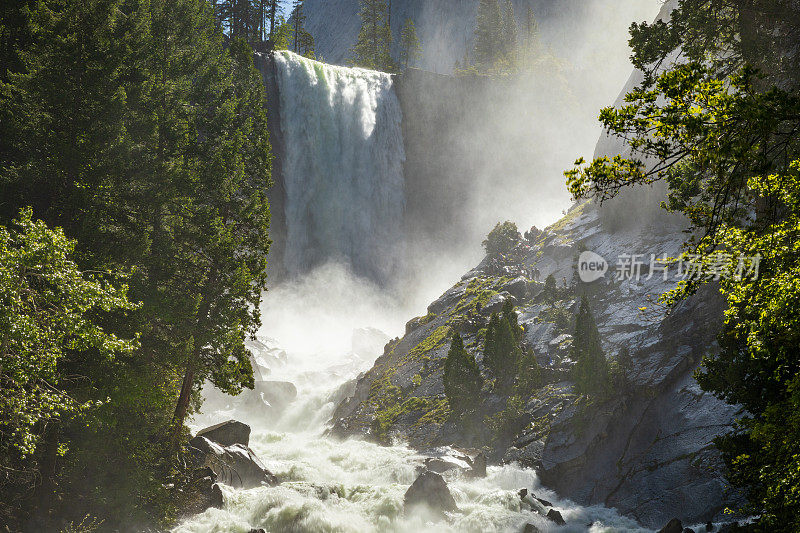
[403,471,457,514]
[188,435,278,489]
[659,518,684,533]
[196,420,250,447]
[330,197,740,528]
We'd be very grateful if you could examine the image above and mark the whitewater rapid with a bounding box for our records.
[174,267,668,533]
[274,51,406,283]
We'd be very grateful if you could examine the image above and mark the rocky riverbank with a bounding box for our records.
[329,199,742,529]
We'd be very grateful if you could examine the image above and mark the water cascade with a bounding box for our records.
[274,51,406,282]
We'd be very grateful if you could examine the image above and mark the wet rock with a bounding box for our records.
[534,494,553,507]
[423,457,463,474]
[522,524,541,533]
[468,452,487,478]
[705,522,714,532]
[248,529,266,533]
[683,529,696,533]
[546,509,566,526]
[176,468,224,517]
[659,519,683,533]
[196,420,251,447]
[188,436,278,489]
[403,471,457,514]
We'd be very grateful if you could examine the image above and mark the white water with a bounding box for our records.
[176,267,663,533]
[274,51,406,283]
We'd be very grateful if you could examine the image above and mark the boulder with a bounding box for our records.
[176,469,224,518]
[468,452,487,478]
[522,524,541,533]
[534,494,553,507]
[188,436,278,489]
[659,519,683,533]
[546,509,566,526]
[423,457,463,474]
[403,471,457,514]
[196,420,251,447]
[502,277,530,301]
[482,292,516,315]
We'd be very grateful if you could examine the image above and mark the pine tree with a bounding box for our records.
[474,0,503,69]
[290,0,315,57]
[352,0,395,72]
[444,333,482,414]
[484,309,523,392]
[500,0,517,60]
[522,4,539,62]
[571,296,609,395]
[516,347,542,392]
[0,0,272,525]
[399,17,422,69]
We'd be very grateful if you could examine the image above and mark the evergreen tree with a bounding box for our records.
[473,0,503,69]
[290,0,315,57]
[443,333,482,414]
[483,221,521,256]
[399,18,422,69]
[516,347,542,392]
[500,0,517,60]
[352,0,395,72]
[0,0,272,526]
[571,296,609,395]
[521,4,539,62]
[542,273,557,301]
[484,310,522,392]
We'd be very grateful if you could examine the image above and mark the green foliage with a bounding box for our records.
[466,0,536,76]
[516,348,542,393]
[489,394,527,441]
[571,296,609,396]
[566,1,800,526]
[482,221,521,256]
[443,333,482,414]
[0,0,271,527]
[351,0,395,72]
[398,18,422,69]
[0,209,138,460]
[484,303,523,392]
[542,273,557,299]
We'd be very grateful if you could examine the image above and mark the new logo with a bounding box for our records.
[577,251,608,283]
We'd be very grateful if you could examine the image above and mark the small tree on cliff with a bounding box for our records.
[444,333,482,413]
[399,18,422,69]
[483,221,521,256]
[352,0,395,72]
[484,310,522,392]
[571,295,609,395]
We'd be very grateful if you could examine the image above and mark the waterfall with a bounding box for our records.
[273,50,406,283]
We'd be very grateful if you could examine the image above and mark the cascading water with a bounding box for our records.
[274,50,406,283]
[173,53,685,533]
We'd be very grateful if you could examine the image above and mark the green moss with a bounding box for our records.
[546,200,590,236]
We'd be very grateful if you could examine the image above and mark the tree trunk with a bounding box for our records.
[171,346,199,443]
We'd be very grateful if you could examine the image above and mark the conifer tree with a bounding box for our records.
[516,347,542,392]
[473,0,503,68]
[571,296,609,395]
[521,4,539,62]
[352,0,395,72]
[399,17,422,69]
[444,333,482,413]
[484,309,523,392]
[500,0,517,60]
